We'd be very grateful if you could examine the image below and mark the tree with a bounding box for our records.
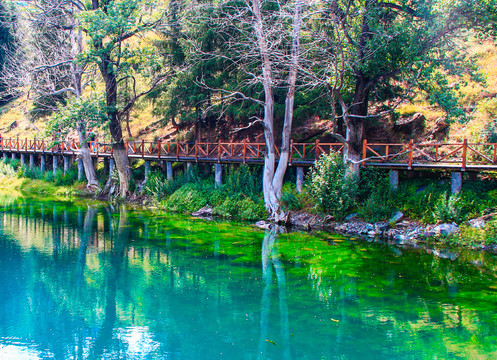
[310,0,497,177]
[78,0,173,197]
[190,0,305,220]
[0,0,101,190]
[0,2,17,106]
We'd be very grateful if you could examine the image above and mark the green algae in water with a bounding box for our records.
[0,198,496,359]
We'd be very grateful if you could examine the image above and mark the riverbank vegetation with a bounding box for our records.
[1,151,497,247]
[0,0,496,220]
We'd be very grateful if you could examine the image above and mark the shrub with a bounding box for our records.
[53,168,78,186]
[357,168,394,221]
[307,152,357,219]
[19,166,45,180]
[163,184,208,214]
[358,191,395,222]
[0,159,16,177]
[432,192,463,223]
[144,171,168,201]
[280,182,302,211]
[213,195,266,220]
[223,165,262,201]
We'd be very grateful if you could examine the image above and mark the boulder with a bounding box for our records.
[431,223,459,236]
[468,218,486,229]
[432,249,459,261]
[394,113,425,134]
[389,211,404,224]
[345,213,358,221]
[192,206,213,218]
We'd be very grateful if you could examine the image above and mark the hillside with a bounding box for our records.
[0,39,496,146]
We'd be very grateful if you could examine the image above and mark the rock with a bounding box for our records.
[9,120,17,129]
[416,186,426,193]
[432,249,459,261]
[374,222,390,233]
[345,213,358,221]
[192,205,214,218]
[394,113,425,134]
[255,221,271,230]
[468,218,486,229]
[367,230,377,237]
[394,234,409,245]
[389,211,404,224]
[432,223,459,236]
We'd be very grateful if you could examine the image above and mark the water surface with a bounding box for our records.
[0,197,496,359]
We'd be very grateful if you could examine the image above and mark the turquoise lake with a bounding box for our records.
[0,197,496,359]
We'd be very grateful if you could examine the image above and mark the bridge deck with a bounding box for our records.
[1,138,497,172]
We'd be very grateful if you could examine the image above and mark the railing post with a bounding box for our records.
[195,141,198,162]
[17,136,19,152]
[218,140,221,163]
[176,140,179,161]
[125,140,129,155]
[315,140,319,160]
[493,144,497,164]
[243,140,247,164]
[289,139,293,166]
[25,138,27,152]
[462,139,467,171]
[408,139,414,170]
[157,140,161,160]
[142,139,145,158]
[362,139,367,167]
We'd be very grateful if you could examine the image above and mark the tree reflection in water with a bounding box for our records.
[0,199,496,359]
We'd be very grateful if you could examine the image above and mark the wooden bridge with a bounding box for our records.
[2,137,497,171]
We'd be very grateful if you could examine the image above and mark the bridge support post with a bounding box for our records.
[40,155,46,173]
[29,154,34,169]
[103,158,109,176]
[296,167,304,193]
[389,170,399,191]
[144,160,151,181]
[186,162,193,176]
[215,163,222,188]
[166,161,173,181]
[53,155,58,175]
[63,155,70,174]
[108,158,115,181]
[451,172,462,194]
[20,153,25,167]
[78,158,84,181]
[11,153,16,161]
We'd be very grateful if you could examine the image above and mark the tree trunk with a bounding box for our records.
[112,144,131,197]
[253,0,302,222]
[344,76,369,180]
[77,122,100,190]
[101,57,132,198]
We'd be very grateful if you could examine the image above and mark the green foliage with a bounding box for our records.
[213,194,266,221]
[222,165,262,201]
[280,182,302,211]
[357,169,395,222]
[46,95,108,141]
[0,159,16,177]
[163,183,208,214]
[52,168,78,186]
[307,152,357,220]
[432,192,463,223]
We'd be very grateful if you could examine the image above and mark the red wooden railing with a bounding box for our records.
[2,137,497,170]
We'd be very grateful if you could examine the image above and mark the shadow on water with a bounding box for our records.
[0,198,496,359]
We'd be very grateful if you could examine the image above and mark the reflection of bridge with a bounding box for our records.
[2,137,497,171]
